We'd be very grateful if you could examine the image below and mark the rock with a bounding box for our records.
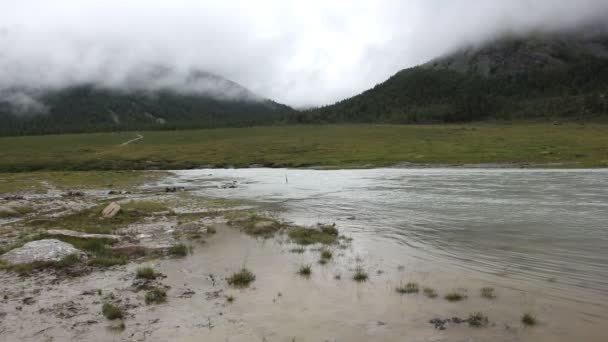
[219,181,238,189]
[108,190,131,195]
[0,206,20,218]
[176,222,201,233]
[62,191,85,197]
[102,202,121,218]
[2,195,24,201]
[0,239,84,265]
[46,229,121,241]
[22,297,36,305]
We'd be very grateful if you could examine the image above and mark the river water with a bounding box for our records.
[163,168,608,300]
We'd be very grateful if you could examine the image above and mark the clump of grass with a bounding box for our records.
[298,265,312,277]
[230,215,284,238]
[88,256,127,267]
[445,292,466,302]
[468,312,489,327]
[28,201,169,234]
[226,268,256,287]
[353,266,368,282]
[288,227,338,245]
[4,253,82,275]
[102,303,124,320]
[522,313,537,326]
[319,223,338,236]
[423,287,438,298]
[480,287,496,299]
[145,287,167,304]
[56,253,81,267]
[135,267,157,280]
[289,247,306,254]
[169,244,188,257]
[396,282,419,294]
[320,249,333,260]
[226,295,235,303]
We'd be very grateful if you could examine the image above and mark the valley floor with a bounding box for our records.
[1,123,607,171]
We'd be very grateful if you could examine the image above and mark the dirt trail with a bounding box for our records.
[120,133,143,146]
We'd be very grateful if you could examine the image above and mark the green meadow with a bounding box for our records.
[1,124,607,174]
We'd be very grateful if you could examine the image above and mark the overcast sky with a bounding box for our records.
[1,0,607,108]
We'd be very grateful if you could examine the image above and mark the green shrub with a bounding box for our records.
[102,303,124,320]
[145,287,167,304]
[226,268,256,287]
[169,244,188,257]
[135,267,157,280]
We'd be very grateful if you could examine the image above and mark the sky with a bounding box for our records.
[1,0,607,108]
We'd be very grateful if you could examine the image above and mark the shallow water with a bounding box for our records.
[163,168,608,303]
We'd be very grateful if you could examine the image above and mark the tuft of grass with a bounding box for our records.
[522,313,537,326]
[145,287,167,304]
[444,292,466,302]
[27,201,169,234]
[168,244,188,257]
[288,227,338,245]
[320,249,333,260]
[102,303,124,320]
[319,224,339,236]
[289,247,306,254]
[4,253,82,275]
[297,265,312,277]
[468,312,489,327]
[229,215,284,238]
[226,268,256,287]
[352,266,368,282]
[396,282,419,294]
[480,287,496,299]
[423,287,438,298]
[226,295,235,303]
[135,267,157,280]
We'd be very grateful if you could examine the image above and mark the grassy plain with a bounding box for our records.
[0,124,607,174]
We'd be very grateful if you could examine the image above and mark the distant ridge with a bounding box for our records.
[0,69,293,136]
[301,24,608,123]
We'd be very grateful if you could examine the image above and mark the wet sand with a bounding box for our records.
[1,223,607,341]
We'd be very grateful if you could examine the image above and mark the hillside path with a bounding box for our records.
[120,133,144,146]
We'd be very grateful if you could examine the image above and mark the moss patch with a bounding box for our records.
[288,227,338,245]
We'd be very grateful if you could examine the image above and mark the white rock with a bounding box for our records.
[46,229,121,241]
[102,202,121,218]
[0,239,84,265]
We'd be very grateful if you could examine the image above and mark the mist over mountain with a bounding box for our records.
[0,69,293,136]
[300,23,608,124]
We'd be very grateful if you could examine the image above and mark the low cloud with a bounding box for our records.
[1,0,607,109]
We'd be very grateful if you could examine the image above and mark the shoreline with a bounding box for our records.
[0,172,607,341]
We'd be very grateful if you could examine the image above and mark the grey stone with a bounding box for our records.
[102,202,121,218]
[46,229,121,241]
[0,239,84,265]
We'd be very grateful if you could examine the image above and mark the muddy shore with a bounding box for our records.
[0,176,607,342]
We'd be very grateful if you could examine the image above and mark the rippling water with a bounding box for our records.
[162,168,608,298]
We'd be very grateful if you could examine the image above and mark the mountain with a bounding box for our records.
[300,26,608,123]
[0,69,293,136]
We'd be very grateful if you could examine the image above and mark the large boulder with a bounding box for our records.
[0,239,84,265]
[102,202,121,218]
[46,229,121,241]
